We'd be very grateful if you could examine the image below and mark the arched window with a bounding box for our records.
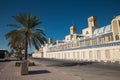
[97,50,101,59]
[77,52,80,59]
[115,35,119,40]
[89,51,92,59]
[86,31,89,34]
[111,36,113,41]
[105,50,110,59]
[108,36,111,42]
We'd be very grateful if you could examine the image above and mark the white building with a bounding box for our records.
[32,15,120,63]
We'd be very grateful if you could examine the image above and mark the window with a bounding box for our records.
[89,51,92,59]
[108,36,111,41]
[73,52,75,59]
[111,36,113,41]
[105,50,110,59]
[86,31,89,34]
[97,50,101,59]
[115,35,119,40]
[67,38,69,40]
[77,52,80,58]
[83,51,85,58]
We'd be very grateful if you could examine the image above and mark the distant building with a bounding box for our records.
[32,15,120,63]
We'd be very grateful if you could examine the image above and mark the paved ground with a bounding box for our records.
[30,58,120,80]
[1,58,120,80]
[0,60,10,73]
[0,59,81,80]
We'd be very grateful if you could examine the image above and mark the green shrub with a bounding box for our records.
[29,62,35,66]
[15,62,21,67]
[15,61,35,67]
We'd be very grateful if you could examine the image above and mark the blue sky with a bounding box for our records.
[0,0,120,52]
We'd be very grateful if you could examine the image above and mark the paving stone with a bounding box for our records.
[0,60,81,80]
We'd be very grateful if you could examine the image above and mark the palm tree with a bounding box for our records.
[6,30,24,60]
[6,13,47,60]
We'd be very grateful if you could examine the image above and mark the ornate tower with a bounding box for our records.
[88,16,98,28]
[48,38,53,44]
[70,25,76,35]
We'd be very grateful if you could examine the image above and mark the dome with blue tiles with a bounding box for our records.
[104,24,112,32]
[93,29,99,35]
[94,24,112,35]
[98,27,105,33]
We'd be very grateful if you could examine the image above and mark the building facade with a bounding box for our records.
[32,15,120,63]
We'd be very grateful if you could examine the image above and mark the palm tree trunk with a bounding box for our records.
[24,38,28,60]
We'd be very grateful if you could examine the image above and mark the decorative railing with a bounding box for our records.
[46,32,120,53]
[47,41,120,52]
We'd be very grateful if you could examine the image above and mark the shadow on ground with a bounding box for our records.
[29,70,51,75]
[46,62,95,67]
[0,60,11,62]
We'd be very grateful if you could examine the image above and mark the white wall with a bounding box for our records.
[44,46,120,63]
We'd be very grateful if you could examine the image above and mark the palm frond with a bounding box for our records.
[7,24,21,28]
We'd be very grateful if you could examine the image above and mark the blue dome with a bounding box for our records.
[93,24,111,35]
[104,24,112,32]
[98,27,105,33]
[94,29,99,34]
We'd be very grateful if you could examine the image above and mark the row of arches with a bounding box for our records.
[45,46,120,63]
